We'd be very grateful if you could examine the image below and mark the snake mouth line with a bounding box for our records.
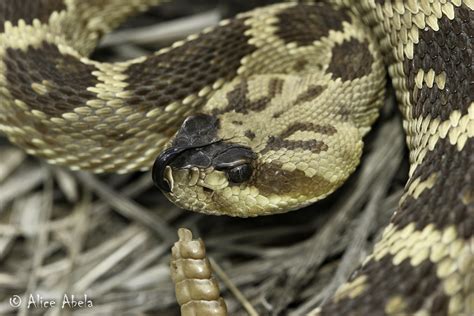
[153,140,257,193]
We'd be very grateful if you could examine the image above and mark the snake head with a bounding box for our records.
[153,114,259,215]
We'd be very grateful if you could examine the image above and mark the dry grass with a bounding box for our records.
[0,2,407,315]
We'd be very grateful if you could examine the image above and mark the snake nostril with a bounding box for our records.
[202,187,213,193]
[152,147,185,192]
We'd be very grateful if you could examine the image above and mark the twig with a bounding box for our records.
[100,9,220,47]
[210,257,259,316]
[75,172,175,239]
[19,171,53,316]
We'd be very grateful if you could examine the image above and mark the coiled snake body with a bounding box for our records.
[0,0,472,315]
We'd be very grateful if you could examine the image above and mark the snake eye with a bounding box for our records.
[226,164,253,183]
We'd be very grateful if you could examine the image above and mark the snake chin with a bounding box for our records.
[152,113,264,216]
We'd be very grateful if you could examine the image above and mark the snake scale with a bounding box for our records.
[0,0,472,315]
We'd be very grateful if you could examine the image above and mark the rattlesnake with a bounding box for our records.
[0,0,472,315]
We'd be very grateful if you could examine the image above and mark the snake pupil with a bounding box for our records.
[226,164,253,183]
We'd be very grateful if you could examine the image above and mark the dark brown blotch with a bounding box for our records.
[274,3,350,46]
[293,58,309,72]
[214,80,271,115]
[252,162,331,197]
[321,255,448,315]
[268,78,284,98]
[244,130,256,140]
[4,41,98,117]
[404,3,471,120]
[393,138,473,240]
[326,39,374,81]
[272,111,284,119]
[0,0,66,32]
[294,85,326,105]
[263,137,328,155]
[124,17,256,112]
[262,122,334,154]
[337,105,352,121]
